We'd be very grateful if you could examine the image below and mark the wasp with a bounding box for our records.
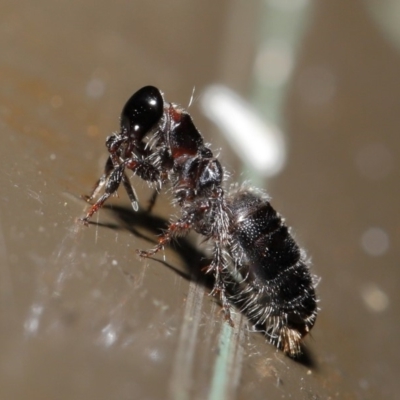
[81,86,318,357]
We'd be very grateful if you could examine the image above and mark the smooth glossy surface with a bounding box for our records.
[120,86,164,140]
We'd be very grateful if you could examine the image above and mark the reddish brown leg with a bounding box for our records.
[81,157,161,224]
[136,216,193,258]
[83,156,114,203]
[81,164,125,225]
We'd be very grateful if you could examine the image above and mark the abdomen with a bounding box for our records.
[227,187,318,356]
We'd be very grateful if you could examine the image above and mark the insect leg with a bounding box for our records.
[136,215,193,258]
[125,158,161,184]
[121,172,139,212]
[207,243,233,326]
[81,163,124,224]
[146,189,159,213]
[82,156,114,203]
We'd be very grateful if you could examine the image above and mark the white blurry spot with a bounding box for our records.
[255,40,294,87]
[146,347,163,363]
[355,142,394,180]
[201,85,286,177]
[50,153,56,161]
[153,299,169,312]
[50,95,63,108]
[86,78,105,99]
[266,0,310,11]
[111,259,118,266]
[100,323,117,346]
[298,66,336,105]
[361,227,389,256]
[24,303,44,335]
[361,284,389,313]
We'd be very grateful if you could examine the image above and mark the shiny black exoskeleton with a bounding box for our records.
[227,187,317,355]
[81,86,318,357]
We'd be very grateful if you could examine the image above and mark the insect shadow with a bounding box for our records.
[87,202,316,369]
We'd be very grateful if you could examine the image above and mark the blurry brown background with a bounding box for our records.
[0,1,399,399]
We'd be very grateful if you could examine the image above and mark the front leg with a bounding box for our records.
[81,156,162,224]
[121,158,162,212]
[81,163,125,224]
[83,156,114,203]
[121,172,139,212]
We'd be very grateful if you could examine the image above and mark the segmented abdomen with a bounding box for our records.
[227,188,318,356]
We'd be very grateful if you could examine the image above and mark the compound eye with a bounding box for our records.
[120,86,164,140]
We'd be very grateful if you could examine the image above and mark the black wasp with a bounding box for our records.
[81,86,318,357]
